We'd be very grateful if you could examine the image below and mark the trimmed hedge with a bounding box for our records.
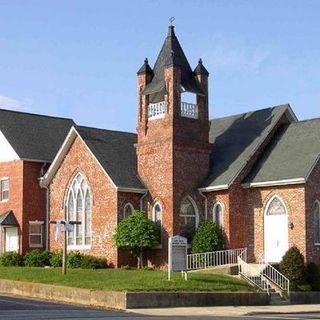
[0,252,24,266]
[0,250,107,269]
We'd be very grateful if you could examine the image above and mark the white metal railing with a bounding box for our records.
[238,256,269,293]
[187,248,247,270]
[181,101,198,119]
[148,101,166,120]
[259,254,290,296]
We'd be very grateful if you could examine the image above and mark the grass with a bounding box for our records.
[0,267,253,292]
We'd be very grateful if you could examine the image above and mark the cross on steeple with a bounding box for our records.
[169,16,175,26]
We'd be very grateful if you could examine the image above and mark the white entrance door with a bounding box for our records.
[5,227,19,252]
[264,196,289,263]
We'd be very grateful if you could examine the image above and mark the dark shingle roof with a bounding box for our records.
[0,109,74,162]
[202,105,295,188]
[244,118,320,184]
[76,126,145,190]
[141,26,204,97]
[0,211,18,226]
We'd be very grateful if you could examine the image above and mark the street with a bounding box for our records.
[0,295,320,320]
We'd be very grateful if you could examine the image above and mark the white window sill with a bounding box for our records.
[0,199,9,203]
[67,245,91,251]
[314,243,320,246]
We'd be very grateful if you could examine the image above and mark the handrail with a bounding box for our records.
[238,256,269,293]
[259,254,290,296]
[187,247,247,270]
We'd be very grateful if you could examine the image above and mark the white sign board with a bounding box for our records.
[168,235,188,280]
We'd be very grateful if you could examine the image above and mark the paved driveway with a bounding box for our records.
[0,294,320,320]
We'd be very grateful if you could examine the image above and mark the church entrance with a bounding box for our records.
[264,196,289,263]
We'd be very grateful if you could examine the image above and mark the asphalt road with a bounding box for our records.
[0,295,319,320]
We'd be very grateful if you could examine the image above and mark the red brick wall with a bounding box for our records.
[22,161,47,253]
[0,160,23,252]
[49,136,120,267]
[246,185,306,262]
[305,158,320,264]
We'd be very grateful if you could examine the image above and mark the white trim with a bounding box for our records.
[242,178,305,189]
[198,184,229,192]
[67,245,91,251]
[212,201,224,228]
[0,177,9,202]
[117,187,148,194]
[29,221,44,248]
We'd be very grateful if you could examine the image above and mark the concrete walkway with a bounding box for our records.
[127,304,320,317]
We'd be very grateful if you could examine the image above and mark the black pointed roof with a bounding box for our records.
[141,26,204,96]
[137,58,153,75]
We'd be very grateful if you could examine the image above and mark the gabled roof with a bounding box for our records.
[0,211,18,226]
[76,126,145,190]
[42,126,146,192]
[141,26,203,96]
[243,118,320,186]
[0,109,75,162]
[201,104,297,190]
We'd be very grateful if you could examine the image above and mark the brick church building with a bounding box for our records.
[2,25,320,268]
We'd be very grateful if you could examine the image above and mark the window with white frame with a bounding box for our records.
[152,202,162,244]
[29,221,43,247]
[123,203,134,219]
[0,178,9,201]
[65,173,92,248]
[213,202,223,228]
[179,197,198,242]
[314,201,320,244]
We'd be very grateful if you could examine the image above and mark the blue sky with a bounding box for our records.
[0,0,320,132]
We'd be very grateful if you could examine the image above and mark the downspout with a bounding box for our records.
[199,190,208,220]
[39,163,49,251]
[140,191,148,212]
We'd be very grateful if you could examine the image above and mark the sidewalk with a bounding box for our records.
[127,304,320,317]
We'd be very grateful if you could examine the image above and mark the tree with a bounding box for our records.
[113,210,159,268]
[279,246,306,290]
[191,220,224,254]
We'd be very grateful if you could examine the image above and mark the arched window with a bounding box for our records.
[314,201,320,244]
[179,197,198,242]
[213,202,223,228]
[266,196,287,215]
[65,173,92,247]
[152,202,162,244]
[123,203,134,219]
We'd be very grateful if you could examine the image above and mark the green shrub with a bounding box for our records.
[49,251,63,268]
[191,220,224,254]
[0,252,23,266]
[279,246,306,290]
[120,265,132,270]
[306,262,320,291]
[67,251,83,268]
[80,255,107,269]
[24,250,52,267]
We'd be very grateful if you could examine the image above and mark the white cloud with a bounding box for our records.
[203,35,271,74]
[0,95,32,111]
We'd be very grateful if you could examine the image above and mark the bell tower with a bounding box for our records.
[136,25,211,263]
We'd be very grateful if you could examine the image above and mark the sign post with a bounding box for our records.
[50,220,81,275]
[168,235,188,281]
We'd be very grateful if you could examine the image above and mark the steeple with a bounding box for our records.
[141,25,204,99]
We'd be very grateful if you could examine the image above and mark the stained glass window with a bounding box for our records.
[65,173,92,247]
[213,202,223,227]
[314,201,320,243]
[123,203,134,219]
[153,203,162,244]
[266,197,286,215]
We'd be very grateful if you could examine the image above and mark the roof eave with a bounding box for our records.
[242,178,306,189]
[117,187,148,194]
[198,184,229,192]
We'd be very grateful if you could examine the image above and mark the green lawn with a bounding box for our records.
[0,267,253,292]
